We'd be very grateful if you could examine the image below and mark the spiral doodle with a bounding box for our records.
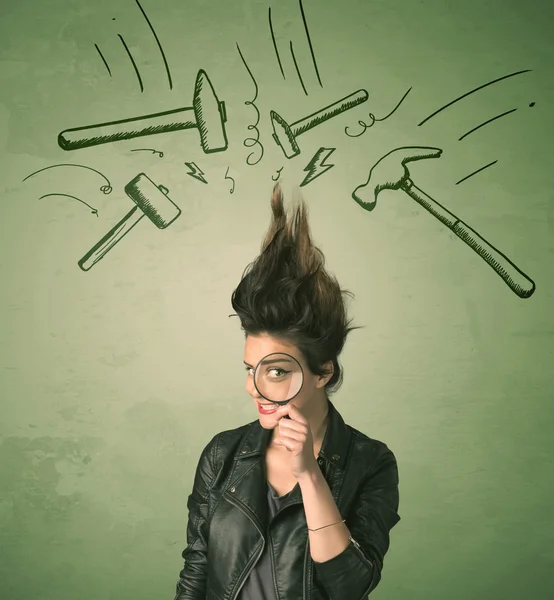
[236,43,264,166]
[345,88,412,138]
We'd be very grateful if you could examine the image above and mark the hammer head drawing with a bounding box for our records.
[270,110,299,158]
[193,69,228,153]
[352,146,442,210]
[124,173,181,229]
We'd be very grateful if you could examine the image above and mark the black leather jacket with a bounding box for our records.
[174,399,401,600]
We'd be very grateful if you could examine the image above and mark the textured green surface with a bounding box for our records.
[1,0,553,598]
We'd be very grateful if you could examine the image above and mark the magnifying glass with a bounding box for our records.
[253,352,304,420]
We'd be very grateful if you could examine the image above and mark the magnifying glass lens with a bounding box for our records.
[254,352,303,405]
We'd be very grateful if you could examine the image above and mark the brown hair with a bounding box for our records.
[229,183,364,396]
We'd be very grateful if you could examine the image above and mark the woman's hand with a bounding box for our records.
[273,403,319,479]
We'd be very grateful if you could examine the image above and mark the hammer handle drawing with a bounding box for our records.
[291,90,368,136]
[59,108,200,150]
[78,205,145,270]
[403,179,535,298]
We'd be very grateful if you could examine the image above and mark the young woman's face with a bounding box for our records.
[244,334,324,427]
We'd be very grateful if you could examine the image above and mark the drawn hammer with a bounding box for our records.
[271,89,368,158]
[59,70,227,153]
[78,173,181,271]
[352,146,535,298]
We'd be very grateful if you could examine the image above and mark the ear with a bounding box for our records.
[315,360,334,388]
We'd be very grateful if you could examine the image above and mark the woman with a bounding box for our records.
[173,184,401,599]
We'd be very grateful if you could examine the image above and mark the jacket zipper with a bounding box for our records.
[227,495,265,600]
[303,537,311,600]
[349,536,375,600]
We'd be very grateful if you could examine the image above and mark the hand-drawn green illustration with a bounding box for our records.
[455,160,498,185]
[345,88,412,138]
[57,70,227,153]
[458,105,535,141]
[94,2,171,90]
[94,43,112,77]
[184,162,208,184]
[22,163,113,194]
[352,147,536,299]
[300,147,335,186]
[133,0,173,90]
[417,69,532,185]
[78,173,180,271]
[272,167,284,181]
[38,193,99,217]
[236,43,264,166]
[269,0,322,91]
[417,69,531,127]
[22,163,113,217]
[270,89,368,159]
[130,148,164,158]
[289,41,308,96]
[117,33,144,93]
[224,167,235,194]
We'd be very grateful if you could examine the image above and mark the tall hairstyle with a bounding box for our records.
[229,183,364,396]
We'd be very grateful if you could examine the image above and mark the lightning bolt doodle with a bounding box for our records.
[184,162,208,184]
[300,147,336,187]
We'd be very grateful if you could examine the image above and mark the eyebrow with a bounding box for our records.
[243,358,295,367]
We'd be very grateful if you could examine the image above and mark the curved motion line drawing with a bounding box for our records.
[57,69,227,154]
[78,173,180,271]
[290,41,308,96]
[269,7,285,80]
[268,1,323,89]
[456,160,498,185]
[418,69,531,126]
[345,87,412,137]
[131,148,164,157]
[134,0,173,89]
[236,43,264,166]
[39,193,98,216]
[300,147,335,187]
[459,108,517,141]
[298,0,322,88]
[352,146,535,299]
[22,163,113,194]
[118,33,144,92]
[224,167,235,194]
[272,167,284,181]
[94,44,112,76]
[271,88,369,158]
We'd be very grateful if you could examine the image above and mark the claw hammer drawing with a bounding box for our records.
[352,146,535,298]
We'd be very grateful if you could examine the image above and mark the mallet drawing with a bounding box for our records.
[78,173,181,271]
[271,89,368,159]
[352,146,535,298]
[58,70,227,153]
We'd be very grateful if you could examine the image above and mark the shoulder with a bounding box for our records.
[348,424,399,475]
[199,420,254,463]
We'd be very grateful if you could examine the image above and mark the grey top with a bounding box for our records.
[237,482,293,600]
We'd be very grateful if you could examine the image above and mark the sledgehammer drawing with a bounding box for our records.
[78,173,181,271]
[352,146,536,299]
[58,70,227,154]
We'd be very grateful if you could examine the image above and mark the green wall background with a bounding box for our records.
[1,0,553,598]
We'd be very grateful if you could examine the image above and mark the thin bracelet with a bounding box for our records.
[308,519,346,532]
